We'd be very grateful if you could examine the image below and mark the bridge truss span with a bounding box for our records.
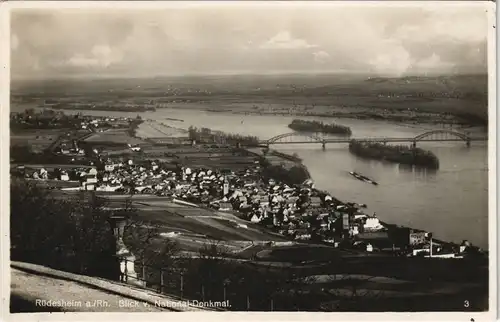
[266,132,325,144]
[413,130,471,143]
[258,129,484,148]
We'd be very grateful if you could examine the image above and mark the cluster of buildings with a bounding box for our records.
[222,176,390,245]
[14,156,393,251]
[56,140,86,156]
[78,116,132,130]
[13,147,482,258]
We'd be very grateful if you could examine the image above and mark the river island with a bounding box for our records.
[288,119,352,136]
[348,140,440,169]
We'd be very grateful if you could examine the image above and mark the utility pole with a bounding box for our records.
[430,236,433,258]
[426,232,433,258]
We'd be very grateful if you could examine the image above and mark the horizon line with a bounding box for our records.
[11,71,488,82]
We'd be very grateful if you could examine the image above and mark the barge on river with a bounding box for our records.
[349,171,378,186]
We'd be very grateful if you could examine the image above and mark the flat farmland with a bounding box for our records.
[194,216,286,242]
[140,146,182,157]
[14,164,95,170]
[256,245,344,262]
[161,147,237,154]
[23,179,82,189]
[127,196,284,241]
[156,233,252,253]
[162,146,258,170]
[135,120,187,139]
[133,201,215,217]
[135,208,256,241]
[181,158,257,171]
[11,129,64,152]
[52,192,285,245]
[84,129,145,146]
[175,151,252,158]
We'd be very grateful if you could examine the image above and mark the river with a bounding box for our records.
[14,106,489,249]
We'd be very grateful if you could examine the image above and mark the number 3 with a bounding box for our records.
[464,300,470,308]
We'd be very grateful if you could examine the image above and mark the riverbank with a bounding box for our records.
[43,104,156,113]
[206,105,485,127]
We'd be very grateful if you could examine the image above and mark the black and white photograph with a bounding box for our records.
[3,1,496,318]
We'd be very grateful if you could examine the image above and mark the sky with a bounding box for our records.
[10,3,491,79]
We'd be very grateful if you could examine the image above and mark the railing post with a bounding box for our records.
[123,258,128,282]
[159,269,164,294]
[180,273,184,299]
[142,259,146,287]
[202,285,205,301]
[247,295,250,311]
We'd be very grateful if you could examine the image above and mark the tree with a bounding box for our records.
[10,145,36,163]
[10,179,117,278]
[122,197,180,267]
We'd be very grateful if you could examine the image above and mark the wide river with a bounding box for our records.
[20,107,489,249]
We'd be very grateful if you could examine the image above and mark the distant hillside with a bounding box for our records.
[11,73,489,123]
[364,74,487,98]
[362,74,488,121]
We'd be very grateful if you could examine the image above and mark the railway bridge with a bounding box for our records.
[256,130,487,150]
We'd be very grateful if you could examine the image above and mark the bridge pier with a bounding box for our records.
[322,142,326,150]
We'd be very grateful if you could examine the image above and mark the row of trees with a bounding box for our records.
[10,144,90,165]
[260,163,310,186]
[348,140,440,169]
[10,109,81,131]
[50,103,155,112]
[187,126,259,146]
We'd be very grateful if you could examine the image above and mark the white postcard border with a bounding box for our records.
[0,1,497,322]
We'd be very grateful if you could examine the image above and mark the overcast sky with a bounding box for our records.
[11,4,490,79]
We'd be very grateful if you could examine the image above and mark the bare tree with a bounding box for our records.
[321,274,384,311]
